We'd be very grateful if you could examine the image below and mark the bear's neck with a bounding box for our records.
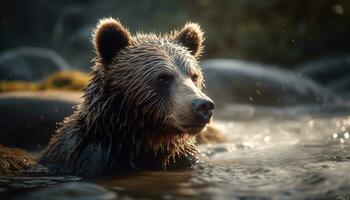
[65,69,198,173]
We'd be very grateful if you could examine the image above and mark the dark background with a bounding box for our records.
[1,0,350,70]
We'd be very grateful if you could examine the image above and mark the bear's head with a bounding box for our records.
[88,18,214,168]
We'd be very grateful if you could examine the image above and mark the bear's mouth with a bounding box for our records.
[179,123,207,135]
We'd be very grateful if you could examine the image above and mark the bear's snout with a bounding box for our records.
[191,98,215,124]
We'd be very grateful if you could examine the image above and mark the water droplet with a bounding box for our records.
[333,133,338,139]
[264,136,271,143]
[344,132,349,139]
[333,4,344,15]
[308,120,314,127]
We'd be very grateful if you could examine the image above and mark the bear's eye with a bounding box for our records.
[191,74,198,82]
[157,74,174,86]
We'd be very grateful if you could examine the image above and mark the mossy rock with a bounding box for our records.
[40,71,89,90]
[0,71,90,93]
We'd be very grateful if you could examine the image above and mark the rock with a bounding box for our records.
[0,144,36,175]
[0,91,81,151]
[296,55,350,92]
[0,47,71,82]
[20,182,117,200]
[201,59,334,107]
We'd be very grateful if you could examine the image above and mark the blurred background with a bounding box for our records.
[1,0,350,68]
[1,1,350,199]
[0,0,349,134]
[1,0,350,94]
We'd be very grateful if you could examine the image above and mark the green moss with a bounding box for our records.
[40,71,90,91]
[0,71,90,93]
[0,81,39,93]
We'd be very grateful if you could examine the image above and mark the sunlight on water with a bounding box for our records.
[2,108,350,200]
[90,112,350,200]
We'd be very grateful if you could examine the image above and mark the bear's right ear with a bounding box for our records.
[93,18,132,65]
[171,23,204,59]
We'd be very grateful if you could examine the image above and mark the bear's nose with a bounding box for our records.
[192,98,215,123]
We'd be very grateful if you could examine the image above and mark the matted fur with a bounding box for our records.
[39,18,207,176]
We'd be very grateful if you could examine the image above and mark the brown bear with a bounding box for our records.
[39,18,215,176]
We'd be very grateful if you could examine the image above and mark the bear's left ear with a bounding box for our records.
[172,23,204,58]
[93,18,132,66]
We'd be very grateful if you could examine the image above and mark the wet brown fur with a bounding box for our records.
[39,18,207,176]
[0,144,36,175]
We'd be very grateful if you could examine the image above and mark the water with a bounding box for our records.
[1,106,350,200]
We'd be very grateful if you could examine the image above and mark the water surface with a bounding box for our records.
[1,105,350,200]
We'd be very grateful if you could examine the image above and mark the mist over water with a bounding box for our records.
[197,116,350,199]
